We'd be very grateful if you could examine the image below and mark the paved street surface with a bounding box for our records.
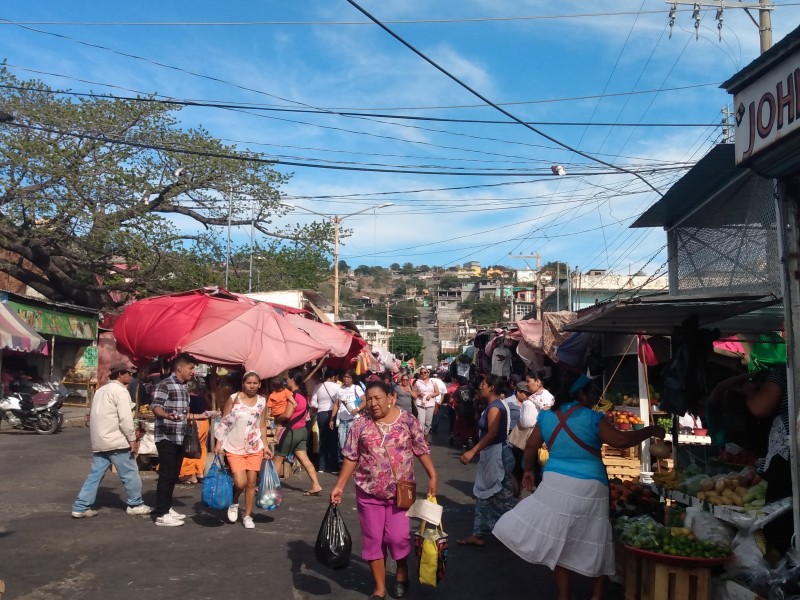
[0,420,622,600]
[417,305,439,366]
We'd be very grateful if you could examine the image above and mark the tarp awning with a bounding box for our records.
[562,294,782,336]
[0,303,47,352]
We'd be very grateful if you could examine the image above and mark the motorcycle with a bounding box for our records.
[0,379,66,434]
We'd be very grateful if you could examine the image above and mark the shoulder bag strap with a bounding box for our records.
[284,394,308,429]
[547,405,602,458]
[371,418,399,483]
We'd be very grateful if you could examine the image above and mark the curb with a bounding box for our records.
[63,418,88,429]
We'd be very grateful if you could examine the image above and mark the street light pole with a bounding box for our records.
[333,216,341,321]
[225,187,233,289]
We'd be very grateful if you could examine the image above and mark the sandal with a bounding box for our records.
[303,490,322,497]
[456,535,486,547]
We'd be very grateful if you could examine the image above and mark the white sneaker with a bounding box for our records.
[227,503,239,523]
[155,514,184,527]
[71,509,99,518]
[126,504,153,516]
[168,508,187,520]
[242,516,255,529]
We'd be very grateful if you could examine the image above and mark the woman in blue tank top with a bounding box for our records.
[457,374,517,547]
[492,371,665,600]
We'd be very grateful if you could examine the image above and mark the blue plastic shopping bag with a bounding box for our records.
[202,454,233,510]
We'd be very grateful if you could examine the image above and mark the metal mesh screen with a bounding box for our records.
[670,176,779,296]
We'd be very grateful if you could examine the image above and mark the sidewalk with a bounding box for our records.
[60,403,88,428]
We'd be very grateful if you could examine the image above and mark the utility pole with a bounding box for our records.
[510,253,541,319]
[386,301,390,335]
[721,105,733,144]
[556,262,560,311]
[333,216,341,321]
[667,1,773,54]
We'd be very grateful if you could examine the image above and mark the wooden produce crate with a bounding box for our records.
[605,455,641,482]
[603,444,640,459]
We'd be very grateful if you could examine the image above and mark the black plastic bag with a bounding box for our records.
[182,420,201,459]
[315,503,351,570]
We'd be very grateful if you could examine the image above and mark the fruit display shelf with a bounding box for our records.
[663,433,711,446]
[653,488,755,526]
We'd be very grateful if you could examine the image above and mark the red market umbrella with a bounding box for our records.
[285,314,353,358]
[113,288,253,366]
[180,302,330,378]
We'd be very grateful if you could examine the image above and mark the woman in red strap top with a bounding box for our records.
[493,370,665,600]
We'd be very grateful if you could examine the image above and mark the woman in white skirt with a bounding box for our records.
[493,372,665,600]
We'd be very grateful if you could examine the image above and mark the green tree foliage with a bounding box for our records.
[338,259,350,272]
[463,298,506,326]
[390,262,400,271]
[390,331,424,362]
[418,265,431,272]
[401,262,414,274]
[437,275,461,289]
[0,67,333,308]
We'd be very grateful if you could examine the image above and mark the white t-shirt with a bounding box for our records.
[336,385,361,422]
[431,377,448,405]
[311,381,340,413]
[491,345,512,377]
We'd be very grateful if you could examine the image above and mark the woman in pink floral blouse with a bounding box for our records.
[331,381,437,600]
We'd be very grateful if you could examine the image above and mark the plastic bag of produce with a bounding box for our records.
[256,458,283,511]
[615,515,663,551]
[682,474,707,497]
[691,510,735,546]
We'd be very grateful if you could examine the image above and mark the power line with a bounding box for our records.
[0,84,720,127]
[344,0,665,198]
[4,6,798,26]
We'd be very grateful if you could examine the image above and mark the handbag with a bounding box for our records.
[414,497,448,587]
[201,455,233,510]
[372,420,416,510]
[508,424,533,450]
[182,419,202,458]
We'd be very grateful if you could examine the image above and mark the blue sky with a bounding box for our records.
[2,1,799,277]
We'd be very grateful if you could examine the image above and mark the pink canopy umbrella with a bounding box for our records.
[113,288,254,365]
[285,314,353,358]
[179,302,330,378]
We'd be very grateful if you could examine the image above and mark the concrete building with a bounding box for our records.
[542,269,669,312]
[352,319,393,350]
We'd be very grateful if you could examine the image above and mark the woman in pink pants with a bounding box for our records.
[331,381,438,600]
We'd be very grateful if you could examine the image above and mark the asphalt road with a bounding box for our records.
[417,305,439,366]
[0,424,622,600]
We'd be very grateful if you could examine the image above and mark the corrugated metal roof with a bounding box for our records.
[562,293,781,336]
[631,144,750,229]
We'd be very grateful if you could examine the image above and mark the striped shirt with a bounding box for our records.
[151,373,189,444]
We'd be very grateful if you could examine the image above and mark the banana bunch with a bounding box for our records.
[652,469,681,490]
[594,397,614,413]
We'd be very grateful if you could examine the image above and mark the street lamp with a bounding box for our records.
[281,202,393,320]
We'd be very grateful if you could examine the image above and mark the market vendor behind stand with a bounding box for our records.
[708,361,793,554]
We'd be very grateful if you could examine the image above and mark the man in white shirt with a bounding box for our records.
[71,362,152,518]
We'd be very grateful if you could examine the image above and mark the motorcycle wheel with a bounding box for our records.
[34,412,58,435]
[56,411,64,431]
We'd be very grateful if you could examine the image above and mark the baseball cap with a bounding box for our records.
[109,361,136,375]
[515,381,531,394]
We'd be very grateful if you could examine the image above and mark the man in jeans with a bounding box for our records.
[150,353,196,527]
[72,362,152,518]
